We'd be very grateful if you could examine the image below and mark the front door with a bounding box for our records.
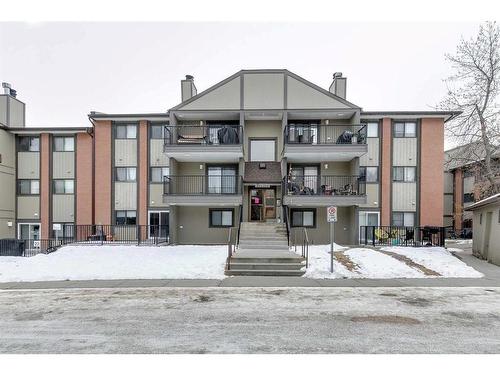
[18,223,40,249]
[359,211,380,243]
[148,211,169,239]
[250,188,276,221]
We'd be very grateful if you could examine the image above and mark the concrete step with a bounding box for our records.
[239,239,288,245]
[230,256,304,263]
[225,269,306,277]
[239,245,289,251]
[239,237,288,242]
[228,262,305,271]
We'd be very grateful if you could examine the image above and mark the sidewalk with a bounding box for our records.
[1,250,499,290]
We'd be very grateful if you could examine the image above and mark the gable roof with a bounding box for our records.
[170,69,361,112]
[444,141,500,171]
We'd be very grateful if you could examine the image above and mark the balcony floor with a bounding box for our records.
[283,144,367,162]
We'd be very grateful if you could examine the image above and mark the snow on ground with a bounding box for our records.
[0,245,227,282]
[387,246,483,278]
[305,245,483,279]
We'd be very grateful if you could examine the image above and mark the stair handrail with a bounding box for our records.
[226,227,234,271]
[302,227,310,268]
[283,204,291,247]
[236,204,243,249]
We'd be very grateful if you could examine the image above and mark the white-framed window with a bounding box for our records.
[394,122,416,138]
[392,212,415,227]
[150,167,169,183]
[291,208,316,227]
[393,167,416,182]
[209,209,233,227]
[360,166,379,183]
[53,136,75,152]
[53,179,74,194]
[365,122,379,138]
[115,124,137,139]
[115,167,137,182]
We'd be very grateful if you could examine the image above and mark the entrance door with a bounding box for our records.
[250,189,276,221]
[18,223,40,249]
[148,211,169,239]
[359,211,380,242]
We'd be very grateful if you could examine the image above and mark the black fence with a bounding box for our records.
[360,226,446,247]
[284,124,367,145]
[164,175,243,195]
[164,125,243,146]
[1,225,169,257]
[283,175,366,196]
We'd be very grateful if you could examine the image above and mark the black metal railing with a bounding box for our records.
[236,204,243,248]
[226,227,237,271]
[164,175,243,195]
[291,227,309,268]
[360,226,446,247]
[284,124,367,145]
[164,125,243,146]
[283,205,291,247]
[283,175,366,196]
[0,238,70,257]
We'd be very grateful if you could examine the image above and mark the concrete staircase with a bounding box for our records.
[225,222,306,276]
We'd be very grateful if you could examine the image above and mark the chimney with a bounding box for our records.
[181,75,197,102]
[2,82,17,98]
[329,72,346,99]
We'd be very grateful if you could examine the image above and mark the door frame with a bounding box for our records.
[147,210,170,239]
[17,222,41,249]
[358,211,380,242]
[248,186,277,222]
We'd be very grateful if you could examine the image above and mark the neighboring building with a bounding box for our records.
[465,193,500,266]
[443,142,500,234]
[0,70,457,245]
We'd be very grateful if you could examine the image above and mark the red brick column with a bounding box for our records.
[138,120,149,226]
[40,133,51,239]
[76,132,93,225]
[380,118,392,226]
[453,168,463,231]
[420,118,444,226]
[94,121,112,225]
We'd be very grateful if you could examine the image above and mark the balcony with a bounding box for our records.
[282,175,367,207]
[163,175,243,206]
[163,125,243,162]
[283,124,368,162]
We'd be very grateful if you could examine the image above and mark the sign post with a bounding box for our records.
[327,206,338,273]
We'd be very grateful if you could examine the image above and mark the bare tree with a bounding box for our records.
[441,21,500,197]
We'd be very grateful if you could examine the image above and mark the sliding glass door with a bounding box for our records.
[208,166,237,194]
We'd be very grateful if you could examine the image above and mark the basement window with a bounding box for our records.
[209,209,234,228]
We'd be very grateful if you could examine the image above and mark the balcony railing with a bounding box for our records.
[164,125,243,146]
[284,124,367,145]
[164,175,243,195]
[283,175,366,196]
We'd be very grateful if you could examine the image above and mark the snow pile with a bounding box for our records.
[0,245,228,282]
[305,245,483,279]
[386,246,483,278]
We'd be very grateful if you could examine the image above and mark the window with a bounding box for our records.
[359,166,379,183]
[289,165,319,193]
[17,136,39,152]
[394,122,416,138]
[291,208,316,227]
[365,122,379,138]
[463,193,475,203]
[250,139,276,161]
[115,167,137,182]
[115,210,137,225]
[53,179,74,194]
[18,180,40,195]
[52,223,74,239]
[150,167,170,183]
[209,209,233,227]
[115,124,137,139]
[150,124,167,139]
[53,137,74,151]
[392,212,415,227]
[393,167,416,182]
[207,165,237,194]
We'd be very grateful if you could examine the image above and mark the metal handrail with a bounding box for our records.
[226,227,234,271]
[163,175,243,195]
[283,175,366,196]
[283,205,291,247]
[302,227,309,268]
[284,123,367,145]
[236,204,243,248]
[164,124,243,146]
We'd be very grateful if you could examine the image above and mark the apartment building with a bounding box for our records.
[0,70,456,246]
[443,143,500,234]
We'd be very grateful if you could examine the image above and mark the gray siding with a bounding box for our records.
[393,138,417,166]
[244,120,282,161]
[444,171,454,194]
[150,139,169,166]
[149,184,166,208]
[359,184,379,208]
[359,138,379,166]
[392,182,417,211]
[182,77,240,110]
[52,195,74,222]
[0,128,15,237]
[52,152,75,179]
[243,73,284,109]
[17,196,39,219]
[17,152,40,179]
[114,139,137,166]
[8,97,25,127]
[464,176,474,193]
[444,194,454,216]
[287,76,349,109]
[0,96,7,126]
[114,183,137,210]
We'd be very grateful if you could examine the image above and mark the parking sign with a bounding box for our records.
[327,206,337,222]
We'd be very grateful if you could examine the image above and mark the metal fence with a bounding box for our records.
[360,226,446,247]
[283,175,365,196]
[284,124,367,145]
[164,175,243,195]
[164,125,243,146]
[1,225,170,257]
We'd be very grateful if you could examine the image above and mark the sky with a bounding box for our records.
[0,22,480,134]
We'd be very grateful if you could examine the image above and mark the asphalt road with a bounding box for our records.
[1,286,500,353]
